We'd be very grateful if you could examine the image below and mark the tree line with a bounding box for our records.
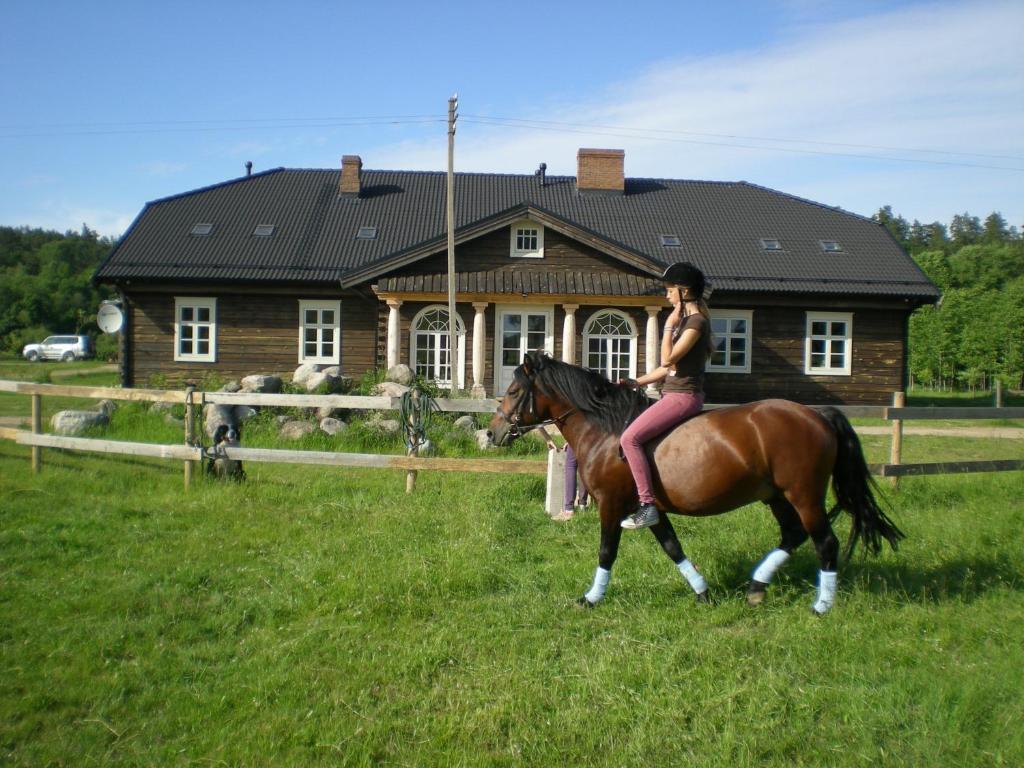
[872,207,1024,390]
[0,225,117,355]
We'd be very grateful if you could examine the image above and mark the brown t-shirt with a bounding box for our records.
[662,313,708,394]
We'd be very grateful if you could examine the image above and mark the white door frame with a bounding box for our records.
[493,304,554,395]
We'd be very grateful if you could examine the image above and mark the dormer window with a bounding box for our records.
[660,234,682,247]
[190,223,213,236]
[356,226,378,240]
[510,221,544,258]
[819,240,843,252]
[760,238,782,251]
[253,224,275,237]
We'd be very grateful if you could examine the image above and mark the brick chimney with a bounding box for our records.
[576,148,624,194]
[340,155,362,196]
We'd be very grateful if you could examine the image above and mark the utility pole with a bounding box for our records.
[446,94,459,394]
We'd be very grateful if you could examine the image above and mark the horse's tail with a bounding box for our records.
[818,406,905,559]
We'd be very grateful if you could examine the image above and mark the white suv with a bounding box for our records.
[22,335,94,362]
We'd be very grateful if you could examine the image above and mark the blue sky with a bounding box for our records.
[1,0,1021,238]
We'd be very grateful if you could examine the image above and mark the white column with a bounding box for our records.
[471,302,488,398]
[645,305,661,395]
[386,299,402,369]
[562,304,578,365]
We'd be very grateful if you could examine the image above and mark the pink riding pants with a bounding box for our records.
[620,391,704,505]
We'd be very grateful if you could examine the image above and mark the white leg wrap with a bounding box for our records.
[585,566,611,604]
[676,558,708,595]
[813,570,838,614]
[752,548,791,584]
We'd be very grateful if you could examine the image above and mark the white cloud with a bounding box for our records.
[372,1,1024,224]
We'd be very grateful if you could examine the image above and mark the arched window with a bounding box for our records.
[409,305,466,388]
[583,309,637,381]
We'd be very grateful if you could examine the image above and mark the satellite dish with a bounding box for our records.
[97,303,124,334]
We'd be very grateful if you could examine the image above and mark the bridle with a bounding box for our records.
[497,366,575,439]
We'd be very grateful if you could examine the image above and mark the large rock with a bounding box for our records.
[367,417,401,435]
[51,409,109,435]
[373,381,410,398]
[386,364,414,385]
[453,415,477,433]
[241,375,282,393]
[280,420,316,440]
[319,417,347,436]
[305,371,348,393]
[292,362,325,387]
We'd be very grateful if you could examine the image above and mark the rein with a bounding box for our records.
[499,368,576,438]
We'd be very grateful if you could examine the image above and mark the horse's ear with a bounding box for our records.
[521,352,535,374]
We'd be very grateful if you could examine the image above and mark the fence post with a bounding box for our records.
[995,379,1003,408]
[889,390,905,488]
[184,385,196,490]
[31,393,42,474]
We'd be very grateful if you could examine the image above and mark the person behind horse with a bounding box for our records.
[619,262,712,530]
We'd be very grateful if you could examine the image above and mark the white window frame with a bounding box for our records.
[805,311,853,376]
[493,304,555,394]
[582,308,638,380]
[173,297,217,362]
[509,220,544,259]
[409,305,467,389]
[707,309,753,374]
[299,300,342,365]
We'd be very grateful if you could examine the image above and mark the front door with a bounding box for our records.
[494,305,554,395]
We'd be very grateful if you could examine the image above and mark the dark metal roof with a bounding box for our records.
[95,167,939,301]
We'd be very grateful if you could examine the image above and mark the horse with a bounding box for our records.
[489,351,904,614]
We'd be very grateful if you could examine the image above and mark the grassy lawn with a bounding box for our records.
[1,415,1023,765]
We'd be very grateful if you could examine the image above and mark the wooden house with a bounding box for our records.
[94,148,939,404]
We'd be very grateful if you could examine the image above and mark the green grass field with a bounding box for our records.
[1,388,1023,765]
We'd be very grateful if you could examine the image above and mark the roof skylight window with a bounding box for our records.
[659,234,681,247]
[190,223,213,236]
[819,240,843,252]
[760,238,782,251]
[356,226,378,240]
[253,224,275,237]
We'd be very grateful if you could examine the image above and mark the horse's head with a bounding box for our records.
[489,351,556,446]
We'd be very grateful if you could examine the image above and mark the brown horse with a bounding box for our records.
[489,351,904,614]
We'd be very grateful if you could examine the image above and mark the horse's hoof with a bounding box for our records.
[575,596,596,609]
[811,604,831,616]
[695,590,711,605]
[746,580,769,607]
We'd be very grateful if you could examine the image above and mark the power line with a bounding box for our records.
[462,114,1024,163]
[460,116,1024,172]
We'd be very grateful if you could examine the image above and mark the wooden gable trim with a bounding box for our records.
[340,204,665,288]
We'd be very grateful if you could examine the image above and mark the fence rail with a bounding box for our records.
[1,380,1022,489]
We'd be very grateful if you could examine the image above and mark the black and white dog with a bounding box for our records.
[206,423,245,480]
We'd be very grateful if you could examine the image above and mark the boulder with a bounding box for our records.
[241,375,282,393]
[97,400,117,418]
[292,362,324,387]
[319,417,347,436]
[221,380,243,393]
[51,409,109,435]
[369,418,401,435]
[234,405,258,424]
[453,415,477,433]
[280,420,316,440]
[386,364,414,385]
[305,371,347,393]
[373,381,409,398]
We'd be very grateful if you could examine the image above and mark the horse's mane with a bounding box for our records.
[531,353,652,435]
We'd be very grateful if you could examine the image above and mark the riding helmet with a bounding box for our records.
[662,262,706,297]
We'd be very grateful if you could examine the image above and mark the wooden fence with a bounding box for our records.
[1,380,1022,491]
